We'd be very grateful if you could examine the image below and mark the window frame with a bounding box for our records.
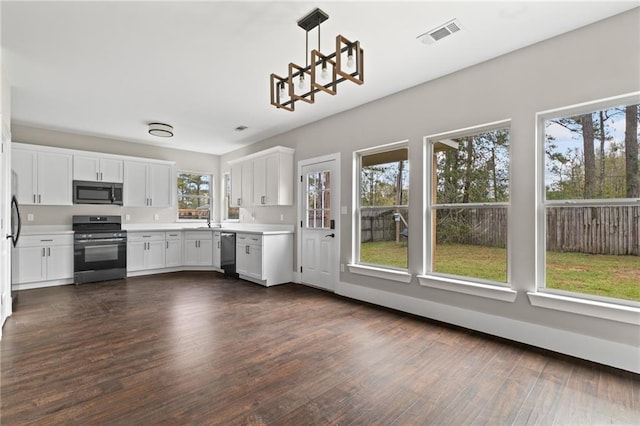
[176,169,213,222]
[349,140,412,283]
[418,119,517,302]
[222,172,239,222]
[534,92,640,312]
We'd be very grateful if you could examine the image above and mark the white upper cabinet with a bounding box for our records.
[252,148,294,206]
[124,161,173,207]
[73,155,123,183]
[229,146,294,207]
[13,145,72,205]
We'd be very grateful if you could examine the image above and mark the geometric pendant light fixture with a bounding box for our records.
[270,8,364,112]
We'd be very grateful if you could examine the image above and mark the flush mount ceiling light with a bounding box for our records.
[270,8,364,112]
[148,122,174,138]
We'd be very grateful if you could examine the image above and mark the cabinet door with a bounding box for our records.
[73,155,101,181]
[236,242,251,276]
[246,244,263,279]
[197,239,213,266]
[165,240,182,268]
[37,151,72,205]
[241,162,253,207]
[230,163,243,207]
[212,233,221,268]
[146,241,165,270]
[46,245,74,280]
[100,158,124,183]
[14,246,46,283]
[148,163,172,207]
[12,149,37,205]
[124,161,148,206]
[263,153,281,206]
[127,241,147,272]
[252,156,267,205]
[183,239,199,266]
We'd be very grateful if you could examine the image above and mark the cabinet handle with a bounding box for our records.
[245,245,250,254]
[97,172,100,181]
[261,195,266,205]
[217,241,220,249]
[33,194,36,203]
[100,172,103,181]
[38,194,41,203]
[47,247,51,256]
[42,247,45,257]
[166,241,169,249]
[237,198,241,206]
[149,198,153,206]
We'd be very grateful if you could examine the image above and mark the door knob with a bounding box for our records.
[324,233,335,238]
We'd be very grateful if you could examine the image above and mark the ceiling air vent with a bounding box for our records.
[417,19,462,45]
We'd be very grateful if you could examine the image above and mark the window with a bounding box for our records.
[541,96,639,304]
[177,171,212,220]
[427,122,510,285]
[305,170,331,229]
[356,143,409,270]
[223,172,239,221]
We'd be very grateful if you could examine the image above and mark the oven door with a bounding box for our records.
[74,236,127,273]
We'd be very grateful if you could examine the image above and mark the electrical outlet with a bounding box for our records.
[27,214,34,221]
[154,214,159,221]
[340,263,345,272]
[280,214,284,221]
[125,214,131,221]
[341,206,348,215]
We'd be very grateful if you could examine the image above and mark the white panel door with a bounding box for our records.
[300,157,338,291]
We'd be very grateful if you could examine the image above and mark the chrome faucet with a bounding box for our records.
[207,209,211,228]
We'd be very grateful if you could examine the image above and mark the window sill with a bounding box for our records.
[418,274,517,302]
[347,264,412,283]
[527,292,640,325]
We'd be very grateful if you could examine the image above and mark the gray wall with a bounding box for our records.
[221,8,640,360]
[11,126,220,225]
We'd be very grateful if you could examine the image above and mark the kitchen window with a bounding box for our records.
[177,171,212,221]
[223,172,239,221]
[425,122,511,286]
[352,141,410,276]
[537,94,640,306]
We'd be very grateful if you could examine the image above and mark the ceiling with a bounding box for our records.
[2,1,638,155]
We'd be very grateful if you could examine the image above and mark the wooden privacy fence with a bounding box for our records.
[547,206,639,255]
[361,207,408,243]
[362,206,640,255]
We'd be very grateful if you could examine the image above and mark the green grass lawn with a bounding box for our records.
[360,241,640,302]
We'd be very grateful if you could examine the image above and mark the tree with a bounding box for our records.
[580,114,597,198]
[625,104,639,198]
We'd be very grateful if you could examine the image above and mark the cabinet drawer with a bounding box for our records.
[236,233,262,245]
[128,232,165,242]
[165,231,183,241]
[184,231,213,240]
[17,234,74,248]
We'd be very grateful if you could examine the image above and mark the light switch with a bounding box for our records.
[341,206,348,215]
[27,214,34,221]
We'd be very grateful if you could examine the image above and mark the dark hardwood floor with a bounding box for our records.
[1,271,638,425]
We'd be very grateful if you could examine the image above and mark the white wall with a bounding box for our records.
[221,9,640,371]
[10,126,220,225]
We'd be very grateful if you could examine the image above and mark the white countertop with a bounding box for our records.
[20,223,294,236]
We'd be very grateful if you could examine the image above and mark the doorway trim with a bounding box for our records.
[296,152,341,289]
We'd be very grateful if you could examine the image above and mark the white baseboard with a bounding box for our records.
[14,278,74,290]
[336,281,640,374]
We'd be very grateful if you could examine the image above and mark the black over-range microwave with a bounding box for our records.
[73,180,124,205]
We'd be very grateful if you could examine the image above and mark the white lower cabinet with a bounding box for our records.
[235,233,292,286]
[183,231,213,266]
[13,234,73,285]
[127,232,165,272]
[165,232,183,268]
[212,231,221,269]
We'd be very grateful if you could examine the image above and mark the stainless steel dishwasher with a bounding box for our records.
[220,232,237,277]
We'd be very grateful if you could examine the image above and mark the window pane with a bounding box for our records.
[433,207,508,283]
[177,171,212,220]
[434,129,509,204]
[358,147,409,270]
[543,102,639,303]
[545,104,639,200]
[545,206,640,302]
